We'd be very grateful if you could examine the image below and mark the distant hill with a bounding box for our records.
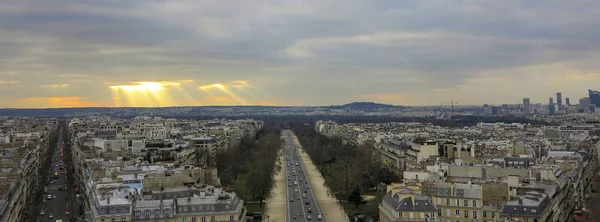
[330,102,400,109]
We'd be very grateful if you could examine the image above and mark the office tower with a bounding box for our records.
[556,92,562,108]
[566,98,570,106]
[523,98,531,114]
[549,97,553,104]
[590,89,600,108]
[580,97,590,113]
[590,105,596,113]
[548,103,556,114]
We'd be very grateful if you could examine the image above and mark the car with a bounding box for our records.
[48,214,53,219]
[305,201,309,205]
[60,171,64,174]
[289,198,294,202]
[65,211,71,215]
[40,210,44,215]
[58,186,63,191]
[295,189,298,192]
[53,195,56,199]
[305,181,308,184]
[43,199,46,203]
[288,183,292,186]
[297,196,300,200]
[307,215,312,220]
[317,214,322,220]
[47,194,52,200]
[307,208,312,213]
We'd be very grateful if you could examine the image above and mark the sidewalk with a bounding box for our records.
[263,150,287,222]
[293,134,348,222]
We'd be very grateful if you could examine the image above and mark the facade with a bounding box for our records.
[556,92,562,108]
[423,182,483,222]
[589,89,600,108]
[379,184,437,222]
[175,189,246,222]
[579,97,590,113]
[523,98,531,114]
[191,136,216,167]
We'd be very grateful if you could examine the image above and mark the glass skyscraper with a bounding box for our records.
[589,89,600,108]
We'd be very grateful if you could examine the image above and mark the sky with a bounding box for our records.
[1,0,600,108]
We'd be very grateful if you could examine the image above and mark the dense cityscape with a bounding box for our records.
[3,1,600,222]
[0,88,598,222]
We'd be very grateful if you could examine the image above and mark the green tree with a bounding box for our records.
[348,186,364,208]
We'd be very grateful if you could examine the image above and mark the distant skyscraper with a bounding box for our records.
[580,97,590,113]
[589,89,600,108]
[556,92,562,108]
[566,98,570,106]
[549,97,553,104]
[548,103,556,114]
[523,98,531,114]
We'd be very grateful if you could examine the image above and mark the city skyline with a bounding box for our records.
[2,1,600,108]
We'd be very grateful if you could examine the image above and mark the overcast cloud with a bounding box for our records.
[1,0,600,107]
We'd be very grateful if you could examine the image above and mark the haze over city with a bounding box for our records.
[2,0,600,108]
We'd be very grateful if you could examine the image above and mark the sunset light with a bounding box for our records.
[109,81,188,107]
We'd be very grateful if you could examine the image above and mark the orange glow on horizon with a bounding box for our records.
[10,97,107,108]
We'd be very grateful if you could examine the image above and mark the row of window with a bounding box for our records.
[436,198,478,207]
[180,216,236,222]
[134,209,172,219]
[438,209,500,219]
[396,212,436,219]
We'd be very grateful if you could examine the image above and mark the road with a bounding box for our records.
[38,123,78,222]
[283,130,324,221]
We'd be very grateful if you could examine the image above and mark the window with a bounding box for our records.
[399,212,403,218]
[525,219,529,222]
[532,209,537,213]
[483,212,487,217]
[446,209,450,216]
[446,199,450,205]
[437,198,442,205]
[420,212,424,218]
[135,210,141,218]
[409,212,414,218]
[211,216,215,221]
[473,211,478,219]
[492,212,496,218]
[438,208,442,216]
[456,199,460,206]
[464,200,468,206]
[455,210,460,216]
[464,210,468,218]
[473,200,477,207]
[144,210,151,219]
[111,207,116,213]
[192,217,197,222]
[523,208,527,211]
[230,215,235,221]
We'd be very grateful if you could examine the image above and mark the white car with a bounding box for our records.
[47,194,52,200]
[317,214,323,220]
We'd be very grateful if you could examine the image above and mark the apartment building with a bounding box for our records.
[422,182,483,222]
[379,184,437,222]
[501,191,551,222]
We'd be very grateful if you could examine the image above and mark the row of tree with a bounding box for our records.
[216,123,282,207]
[292,123,398,207]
